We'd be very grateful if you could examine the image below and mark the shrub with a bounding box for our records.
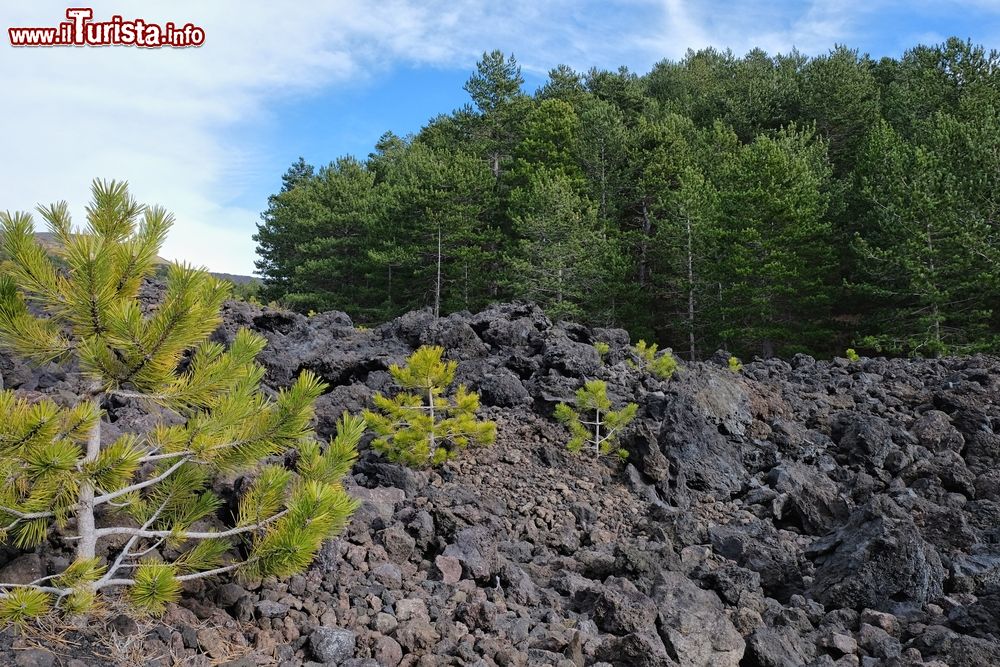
[728,355,743,372]
[363,345,496,467]
[594,341,610,362]
[0,180,360,622]
[554,380,637,459]
[228,279,261,303]
[628,340,678,380]
[845,348,860,362]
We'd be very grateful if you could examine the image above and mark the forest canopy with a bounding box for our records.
[254,39,1000,359]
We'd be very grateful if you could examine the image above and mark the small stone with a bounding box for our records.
[831,633,858,655]
[373,635,403,666]
[180,624,199,649]
[15,649,56,667]
[197,628,227,659]
[435,555,462,584]
[287,575,307,596]
[381,525,416,564]
[0,553,44,585]
[372,563,403,589]
[309,627,357,664]
[257,600,290,618]
[374,612,398,634]
[395,598,428,622]
[860,608,898,635]
[395,619,440,652]
[109,613,139,636]
[216,583,247,607]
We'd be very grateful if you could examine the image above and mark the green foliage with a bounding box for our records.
[363,346,496,467]
[0,181,359,623]
[728,356,743,373]
[228,279,261,304]
[850,112,1000,356]
[628,340,678,380]
[505,169,623,322]
[555,380,636,459]
[252,40,1000,358]
[0,587,50,626]
[845,348,860,363]
[594,341,610,361]
[128,561,181,615]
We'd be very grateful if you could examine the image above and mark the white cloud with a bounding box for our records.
[3,1,658,274]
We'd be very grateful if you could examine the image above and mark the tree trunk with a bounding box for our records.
[926,222,942,355]
[76,420,101,561]
[557,266,564,307]
[599,143,608,216]
[427,387,436,460]
[434,226,442,319]
[638,203,652,288]
[686,213,696,361]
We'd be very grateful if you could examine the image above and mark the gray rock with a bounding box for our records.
[443,526,501,582]
[911,410,964,452]
[256,600,290,617]
[745,626,817,667]
[309,627,357,664]
[435,554,463,584]
[593,577,658,635]
[14,649,56,667]
[808,496,945,610]
[654,571,745,667]
[768,462,850,534]
[215,582,247,607]
[0,553,44,585]
[372,635,403,666]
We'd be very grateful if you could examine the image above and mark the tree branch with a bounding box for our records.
[92,457,189,508]
[0,505,54,521]
[98,561,247,590]
[94,509,287,541]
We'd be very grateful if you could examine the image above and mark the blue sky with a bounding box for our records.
[2,1,999,274]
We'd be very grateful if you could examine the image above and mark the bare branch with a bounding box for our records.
[92,457,189,508]
[98,561,245,590]
[0,505,54,521]
[94,509,287,541]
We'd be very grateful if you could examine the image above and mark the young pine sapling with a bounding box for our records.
[0,180,360,622]
[554,380,637,460]
[628,340,678,380]
[363,345,496,467]
[594,341,610,363]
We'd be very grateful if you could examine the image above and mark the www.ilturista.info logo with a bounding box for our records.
[8,8,205,48]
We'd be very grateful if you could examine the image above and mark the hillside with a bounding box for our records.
[1,292,998,666]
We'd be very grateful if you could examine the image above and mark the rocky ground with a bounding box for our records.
[1,294,1000,666]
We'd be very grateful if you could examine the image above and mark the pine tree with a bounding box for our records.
[506,169,623,323]
[368,142,500,316]
[363,346,496,467]
[0,180,360,621]
[554,380,636,459]
[463,50,527,181]
[709,126,837,357]
[254,158,318,305]
[851,118,1000,355]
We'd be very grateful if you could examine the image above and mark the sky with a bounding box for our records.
[2,1,999,275]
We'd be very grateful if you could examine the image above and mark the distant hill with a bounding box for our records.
[33,232,256,285]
